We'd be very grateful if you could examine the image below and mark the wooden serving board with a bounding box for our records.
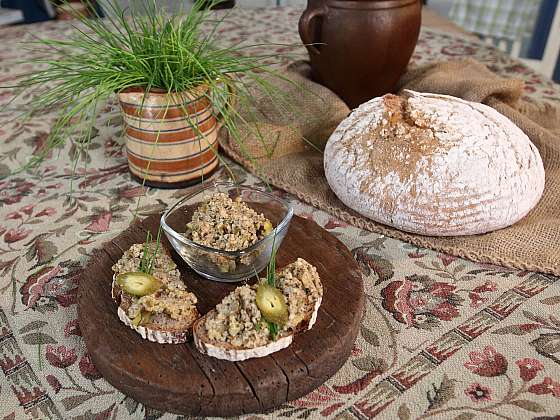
[78,212,364,416]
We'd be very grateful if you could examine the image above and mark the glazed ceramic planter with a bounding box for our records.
[118,87,219,188]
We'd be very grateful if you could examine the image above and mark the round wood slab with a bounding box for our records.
[78,213,364,416]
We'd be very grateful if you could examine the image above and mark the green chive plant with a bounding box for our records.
[4,0,309,289]
[139,227,162,276]
[265,242,279,340]
[3,0,302,177]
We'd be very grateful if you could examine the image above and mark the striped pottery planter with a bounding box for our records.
[118,87,219,188]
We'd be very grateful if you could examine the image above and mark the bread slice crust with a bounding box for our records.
[111,275,199,344]
[193,295,322,361]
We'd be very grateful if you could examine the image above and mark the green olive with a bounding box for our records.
[256,283,288,325]
[115,272,162,297]
[131,312,142,327]
[262,220,273,236]
[131,310,153,327]
[140,311,153,326]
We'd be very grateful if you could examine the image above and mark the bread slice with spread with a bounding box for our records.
[111,242,199,344]
[193,258,323,361]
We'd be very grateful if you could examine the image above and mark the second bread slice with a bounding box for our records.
[193,258,323,361]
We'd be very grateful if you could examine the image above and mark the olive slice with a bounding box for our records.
[131,311,153,327]
[262,220,273,236]
[115,272,162,297]
[140,311,153,326]
[131,312,142,327]
[256,283,288,325]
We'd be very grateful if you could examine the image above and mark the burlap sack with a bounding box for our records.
[221,59,560,276]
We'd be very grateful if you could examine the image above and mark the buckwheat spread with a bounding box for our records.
[186,192,272,250]
[276,258,322,329]
[137,284,197,322]
[205,285,271,347]
[185,192,273,272]
[204,258,322,347]
[112,243,178,284]
[112,243,198,330]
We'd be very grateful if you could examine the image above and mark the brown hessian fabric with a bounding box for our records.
[220,59,560,275]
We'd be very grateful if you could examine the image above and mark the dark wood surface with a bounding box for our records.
[78,212,364,416]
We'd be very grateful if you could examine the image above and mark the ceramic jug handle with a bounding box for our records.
[299,7,326,56]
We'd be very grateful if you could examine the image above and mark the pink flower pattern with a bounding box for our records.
[35,207,56,217]
[381,275,463,329]
[46,345,77,369]
[4,227,31,243]
[20,204,34,215]
[6,212,21,220]
[79,353,102,380]
[465,383,493,403]
[46,375,62,393]
[529,377,560,398]
[464,346,508,377]
[516,358,544,382]
[85,212,112,233]
[21,266,62,309]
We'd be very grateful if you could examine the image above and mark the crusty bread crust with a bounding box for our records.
[111,275,198,344]
[193,311,294,361]
[193,296,322,361]
[117,306,191,344]
[324,90,545,236]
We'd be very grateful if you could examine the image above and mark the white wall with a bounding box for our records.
[425,0,454,17]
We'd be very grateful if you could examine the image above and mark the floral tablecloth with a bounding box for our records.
[1,7,560,420]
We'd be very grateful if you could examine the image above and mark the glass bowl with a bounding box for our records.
[160,182,293,282]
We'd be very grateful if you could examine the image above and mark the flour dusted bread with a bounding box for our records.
[324,90,545,236]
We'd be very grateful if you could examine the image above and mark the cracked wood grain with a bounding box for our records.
[78,211,364,416]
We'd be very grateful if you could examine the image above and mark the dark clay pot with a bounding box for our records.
[299,0,421,108]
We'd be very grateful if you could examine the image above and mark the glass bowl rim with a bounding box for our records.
[160,181,294,256]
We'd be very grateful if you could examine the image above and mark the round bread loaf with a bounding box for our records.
[324,90,545,236]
